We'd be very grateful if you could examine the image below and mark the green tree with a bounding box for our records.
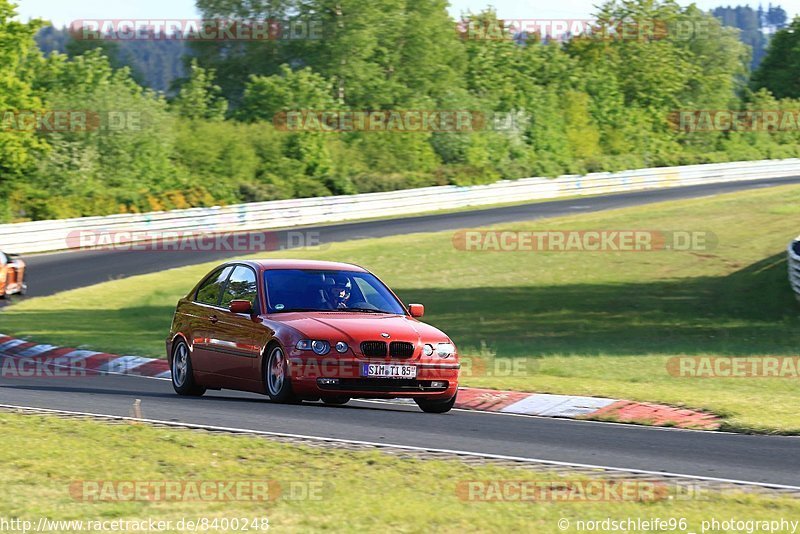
[170,60,228,121]
[238,64,336,122]
[27,50,177,218]
[190,0,294,103]
[194,0,465,109]
[300,0,464,108]
[0,1,47,221]
[563,91,601,161]
[752,17,800,99]
[567,0,747,166]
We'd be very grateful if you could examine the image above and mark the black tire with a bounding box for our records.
[264,344,298,403]
[171,339,206,396]
[415,392,457,414]
[321,397,350,406]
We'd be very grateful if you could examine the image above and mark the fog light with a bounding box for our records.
[430,381,446,388]
[318,378,339,385]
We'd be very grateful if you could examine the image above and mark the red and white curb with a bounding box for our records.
[0,335,170,379]
[453,388,721,429]
[0,334,720,429]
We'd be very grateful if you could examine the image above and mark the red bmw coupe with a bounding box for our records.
[166,260,460,413]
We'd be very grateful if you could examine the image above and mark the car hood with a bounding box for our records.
[273,312,450,344]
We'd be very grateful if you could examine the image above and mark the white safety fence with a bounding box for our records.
[0,158,798,254]
[789,237,800,301]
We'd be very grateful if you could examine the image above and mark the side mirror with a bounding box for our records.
[229,300,253,314]
[408,304,425,318]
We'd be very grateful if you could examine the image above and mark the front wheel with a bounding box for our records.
[415,392,457,414]
[265,345,298,403]
[171,340,206,396]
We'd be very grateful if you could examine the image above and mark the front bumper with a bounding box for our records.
[287,356,460,399]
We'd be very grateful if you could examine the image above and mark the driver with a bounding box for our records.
[327,278,352,309]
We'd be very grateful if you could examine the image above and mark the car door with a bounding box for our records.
[211,265,264,391]
[0,252,7,295]
[188,265,234,382]
[6,254,24,293]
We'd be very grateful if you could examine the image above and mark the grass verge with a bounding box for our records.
[1,412,798,533]
[2,185,800,432]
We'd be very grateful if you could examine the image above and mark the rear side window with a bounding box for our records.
[220,266,258,310]
[195,266,233,306]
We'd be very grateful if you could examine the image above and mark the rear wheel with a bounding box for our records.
[265,344,298,403]
[415,392,457,414]
[321,397,350,406]
[171,340,206,396]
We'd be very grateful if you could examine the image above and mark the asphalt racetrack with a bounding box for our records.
[4,175,800,487]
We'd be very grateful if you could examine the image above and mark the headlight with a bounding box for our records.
[335,341,349,353]
[423,344,434,356]
[436,343,455,358]
[296,340,331,355]
[311,340,330,355]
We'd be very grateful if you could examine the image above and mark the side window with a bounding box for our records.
[220,266,258,310]
[195,266,233,306]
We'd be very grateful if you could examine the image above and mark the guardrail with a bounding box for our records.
[1,158,798,254]
[789,237,800,302]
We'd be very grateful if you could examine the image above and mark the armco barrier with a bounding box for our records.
[0,159,798,254]
[790,237,800,302]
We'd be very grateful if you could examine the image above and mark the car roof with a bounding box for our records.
[236,259,368,272]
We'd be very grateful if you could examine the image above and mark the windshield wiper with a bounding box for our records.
[272,308,324,313]
[343,308,394,314]
[271,307,397,314]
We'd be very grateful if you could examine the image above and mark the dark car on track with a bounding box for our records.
[0,251,27,298]
[166,259,460,413]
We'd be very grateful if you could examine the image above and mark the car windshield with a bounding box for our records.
[264,269,407,315]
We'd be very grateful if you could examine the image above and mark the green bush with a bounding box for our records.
[3,0,800,221]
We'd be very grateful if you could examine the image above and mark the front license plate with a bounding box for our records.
[361,363,417,378]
